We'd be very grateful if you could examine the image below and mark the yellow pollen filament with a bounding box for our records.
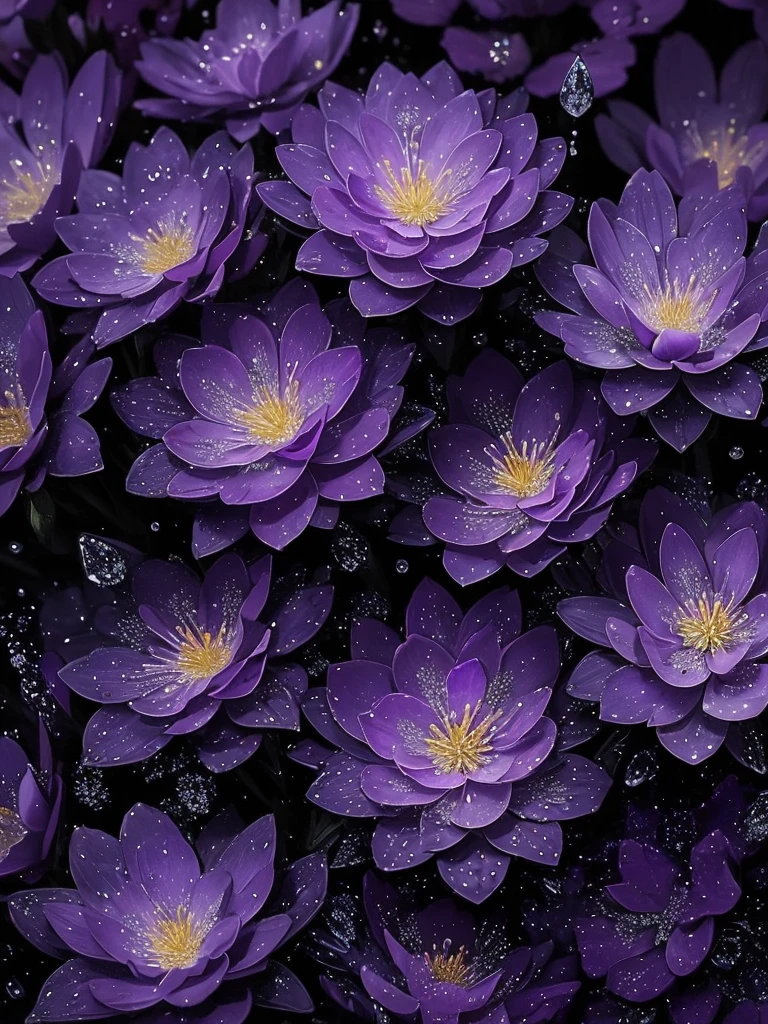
[147,907,203,971]
[641,279,715,334]
[0,805,28,862]
[427,945,471,987]
[234,379,305,445]
[425,702,500,775]
[692,123,768,190]
[175,623,231,681]
[136,218,195,275]
[1,165,56,224]
[488,433,556,497]
[375,159,452,227]
[676,594,740,654]
[0,386,32,448]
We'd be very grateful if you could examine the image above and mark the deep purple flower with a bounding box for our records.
[9,803,327,1022]
[0,50,120,275]
[421,352,654,584]
[32,127,265,348]
[537,169,768,451]
[441,29,531,86]
[136,0,360,142]
[316,872,580,1023]
[575,830,741,1004]
[86,0,183,68]
[596,34,768,220]
[0,274,111,518]
[258,61,571,324]
[52,552,332,772]
[559,486,768,765]
[113,283,430,557]
[292,578,610,903]
[0,720,62,881]
[526,38,637,102]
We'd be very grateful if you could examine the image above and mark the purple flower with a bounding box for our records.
[292,578,610,903]
[86,0,183,68]
[317,872,580,1023]
[113,283,429,557]
[421,352,654,584]
[559,486,768,765]
[0,720,62,881]
[0,274,111,518]
[257,61,571,324]
[526,38,637,102]
[575,830,741,1003]
[0,50,120,275]
[441,28,531,86]
[596,34,768,220]
[9,803,327,1022]
[135,0,360,142]
[32,127,265,348]
[537,169,768,451]
[590,0,686,36]
[52,552,332,772]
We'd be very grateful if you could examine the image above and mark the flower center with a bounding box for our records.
[0,806,28,862]
[136,216,196,275]
[690,121,768,189]
[0,386,32,448]
[424,702,500,775]
[427,943,471,987]
[0,163,57,225]
[641,279,715,333]
[175,623,231,681]
[487,433,556,497]
[235,380,305,446]
[147,906,204,970]
[675,593,743,654]
[375,159,452,226]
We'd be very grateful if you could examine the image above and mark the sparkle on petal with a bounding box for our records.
[424,702,501,774]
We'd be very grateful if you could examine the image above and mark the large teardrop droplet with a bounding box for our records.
[560,55,594,118]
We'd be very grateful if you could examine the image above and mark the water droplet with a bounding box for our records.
[150,521,160,532]
[8,541,22,554]
[78,534,127,587]
[730,446,744,460]
[560,55,594,118]
[395,559,409,574]
[624,749,658,787]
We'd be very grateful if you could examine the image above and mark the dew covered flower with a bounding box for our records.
[559,486,768,765]
[0,720,63,881]
[596,35,768,220]
[258,61,571,324]
[0,50,120,275]
[136,0,359,142]
[421,351,654,583]
[537,169,768,451]
[51,552,332,772]
[292,578,610,903]
[9,803,327,1022]
[315,872,580,1023]
[33,127,265,348]
[113,283,430,557]
[0,274,111,518]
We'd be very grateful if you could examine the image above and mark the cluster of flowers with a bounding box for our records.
[0,0,767,1023]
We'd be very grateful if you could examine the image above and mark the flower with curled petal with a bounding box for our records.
[537,169,768,451]
[291,578,610,904]
[258,60,571,324]
[8,804,327,1022]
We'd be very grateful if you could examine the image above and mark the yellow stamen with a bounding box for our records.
[641,279,715,333]
[375,159,452,227]
[690,121,768,189]
[428,945,471,986]
[1,165,56,224]
[488,433,556,497]
[0,385,32,448]
[234,379,305,446]
[135,216,195,275]
[147,906,203,970]
[0,806,27,862]
[425,702,500,775]
[676,594,740,654]
[175,623,231,681]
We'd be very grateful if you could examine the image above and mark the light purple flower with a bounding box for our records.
[32,127,265,348]
[0,719,62,881]
[537,169,768,451]
[0,49,120,275]
[113,283,430,557]
[291,578,610,903]
[0,274,111,518]
[596,34,768,220]
[421,351,654,584]
[9,803,327,1022]
[135,0,360,142]
[559,486,768,765]
[258,61,571,324]
[53,552,332,772]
